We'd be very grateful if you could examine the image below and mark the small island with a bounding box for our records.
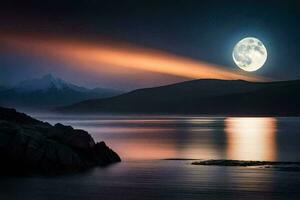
[192,160,300,171]
[0,107,121,175]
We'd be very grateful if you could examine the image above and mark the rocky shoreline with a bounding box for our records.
[0,107,121,175]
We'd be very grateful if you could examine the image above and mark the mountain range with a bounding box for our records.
[58,79,300,116]
[0,74,122,109]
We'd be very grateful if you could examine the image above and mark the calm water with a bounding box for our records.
[1,115,300,200]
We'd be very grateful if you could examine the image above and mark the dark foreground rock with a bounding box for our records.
[0,107,121,175]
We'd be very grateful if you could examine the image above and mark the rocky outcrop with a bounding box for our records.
[0,107,121,175]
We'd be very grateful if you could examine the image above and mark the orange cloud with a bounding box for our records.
[0,34,265,82]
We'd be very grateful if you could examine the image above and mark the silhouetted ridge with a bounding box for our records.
[58,79,300,116]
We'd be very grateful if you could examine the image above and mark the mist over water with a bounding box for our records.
[35,115,300,162]
[2,114,300,200]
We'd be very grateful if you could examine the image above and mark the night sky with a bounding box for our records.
[1,0,300,90]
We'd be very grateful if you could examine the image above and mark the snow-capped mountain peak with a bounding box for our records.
[0,74,123,108]
[15,74,86,92]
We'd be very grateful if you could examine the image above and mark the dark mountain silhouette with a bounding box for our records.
[0,74,122,109]
[58,79,300,116]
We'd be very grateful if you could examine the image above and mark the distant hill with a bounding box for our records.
[58,79,300,116]
[0,74,122,109]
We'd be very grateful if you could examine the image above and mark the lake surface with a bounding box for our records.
[1,115,300,199]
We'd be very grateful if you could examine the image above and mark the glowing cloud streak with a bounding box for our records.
[0,35,265,82]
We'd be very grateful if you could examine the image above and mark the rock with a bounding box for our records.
[0,107,40,124]
[93,142,121,166]
[191,159,300,167]
[47,123,96,150]
[0,106,121,175]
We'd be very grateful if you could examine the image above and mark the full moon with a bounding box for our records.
[232,37,267,72]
